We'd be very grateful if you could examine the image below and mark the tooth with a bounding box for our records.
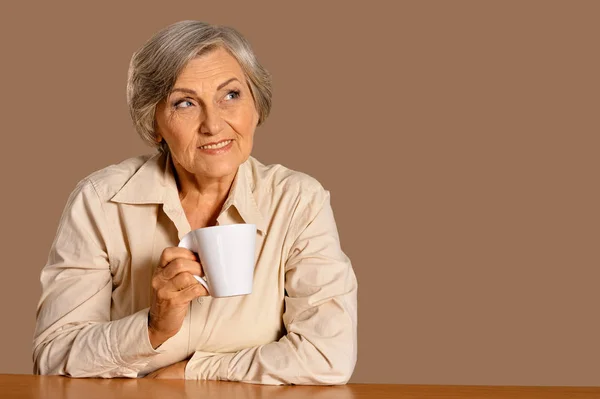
[202,140,230,149]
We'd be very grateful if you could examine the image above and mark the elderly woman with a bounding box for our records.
[32,20,357,384]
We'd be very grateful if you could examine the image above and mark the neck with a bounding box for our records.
[171,160,237,211]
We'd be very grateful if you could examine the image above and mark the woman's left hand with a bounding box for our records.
[144,360,188,379]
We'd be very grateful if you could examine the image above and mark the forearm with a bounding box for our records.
[185,293,357,385]
[186,339,354,385]
[33,308,161,378]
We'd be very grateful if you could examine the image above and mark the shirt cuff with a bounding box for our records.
[111,307,163,369]
[185,351,235,380]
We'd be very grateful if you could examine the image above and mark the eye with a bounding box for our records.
[173,99,194,109]
[224,89,240,101]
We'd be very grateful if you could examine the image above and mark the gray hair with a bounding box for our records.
[126,20,272,153]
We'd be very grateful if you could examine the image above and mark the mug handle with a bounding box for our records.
[178,234,210,295]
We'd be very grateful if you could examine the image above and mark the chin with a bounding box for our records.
[198,157,241,178]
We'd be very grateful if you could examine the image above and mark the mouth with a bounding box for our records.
[198,139,233,150]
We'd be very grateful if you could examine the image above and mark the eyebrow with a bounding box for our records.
[171,77,240,96]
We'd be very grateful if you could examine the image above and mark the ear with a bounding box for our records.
[153,119,164,143]
[153,101,168,142]
[253,106,260,127]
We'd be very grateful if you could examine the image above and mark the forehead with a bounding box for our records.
[175,47,245,87]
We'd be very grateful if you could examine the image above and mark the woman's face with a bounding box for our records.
[155,47,259,181]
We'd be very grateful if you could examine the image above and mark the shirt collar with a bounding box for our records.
[110,152,266,233]
[110,152,170,205]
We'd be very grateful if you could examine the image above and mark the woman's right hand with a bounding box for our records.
[148,247,208,349]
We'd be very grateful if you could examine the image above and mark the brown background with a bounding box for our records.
[0,1,598,386]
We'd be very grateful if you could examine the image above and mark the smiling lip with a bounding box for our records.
[198,139,233,148]
[198,139,233,154]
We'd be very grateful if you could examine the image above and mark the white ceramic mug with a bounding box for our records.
[178,223,256,298]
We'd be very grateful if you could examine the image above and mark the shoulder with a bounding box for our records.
[247,156,327,200]
[246,156,331,226]
[76,153,157,201]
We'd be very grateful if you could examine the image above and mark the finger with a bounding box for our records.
[161,258,203,281]
[167,272,200,292]
[179,282,209,301]
[159,247,197,269]
[162,275,208,304]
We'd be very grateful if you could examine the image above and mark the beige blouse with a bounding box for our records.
[32,151,358,385]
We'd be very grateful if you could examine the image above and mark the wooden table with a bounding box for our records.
[1,374,599,398]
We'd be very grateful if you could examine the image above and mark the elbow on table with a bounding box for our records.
[313,358,355,385]
[32,341,58,376]
[33,344,72,377]
[310,347,357,385]
[33,338,84,377]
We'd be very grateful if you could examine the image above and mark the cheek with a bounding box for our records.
[165,118,198,146]
[229,108,257,136]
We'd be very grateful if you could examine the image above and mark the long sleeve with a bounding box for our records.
[32,178,162,378]
[185,188,358,385]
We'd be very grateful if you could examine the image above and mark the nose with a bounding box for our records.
[199,103,224,135]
